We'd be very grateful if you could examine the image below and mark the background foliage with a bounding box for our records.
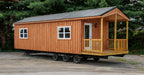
[0,0,144,54]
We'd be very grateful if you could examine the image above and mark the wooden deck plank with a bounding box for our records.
[81,50,128,56]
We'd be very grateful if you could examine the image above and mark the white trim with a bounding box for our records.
[57,26,71,39]
[84,23,92,50]
[84,23,92,39]
[12,24,15,31]
[19,28,28,39]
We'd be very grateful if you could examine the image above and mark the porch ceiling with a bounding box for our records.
[104,14,128,22]
[102,8,129,22]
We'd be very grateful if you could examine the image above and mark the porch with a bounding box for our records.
[82,39,128,56]
[81,8,129,56]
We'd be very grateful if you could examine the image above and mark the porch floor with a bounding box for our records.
[81,49,129,56]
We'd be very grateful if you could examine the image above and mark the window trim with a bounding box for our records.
[57,26,71,39]
[19,28,28,39]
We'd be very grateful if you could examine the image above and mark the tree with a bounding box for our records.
[28,0,66,15]
[0,0,31,47]
[99,0,108,7]
[0,1,15,47]
[106,0,123,6]
[1,0,19,2]
[84,0,99,8]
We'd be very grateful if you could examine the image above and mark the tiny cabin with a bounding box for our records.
[14,6,129,63]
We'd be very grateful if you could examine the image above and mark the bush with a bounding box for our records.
[1,39,14,52]
[128,31,144,55]
[0,39,21,52]
[129,49,144,55]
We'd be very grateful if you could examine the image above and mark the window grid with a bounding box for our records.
[58,26,71,39]
[19,28,28,39]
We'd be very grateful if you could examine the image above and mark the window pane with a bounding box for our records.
[20,34,23,38]
[24,29,27,33]
[85,25,89,39]
[65,33,70,38]
[65,27,70,32]
[24,34,27,38]
[59,34,63,38]
[20,29,23,33]
[58,28,63,32]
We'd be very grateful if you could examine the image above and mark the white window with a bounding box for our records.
[19,28,28,39]
[58,26,71,39]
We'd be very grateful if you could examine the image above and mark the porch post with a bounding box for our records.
[101,17,103,53]
[114,14,117,52]
[126,21,129,50]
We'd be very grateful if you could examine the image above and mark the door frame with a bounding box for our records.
[84,23,92,50]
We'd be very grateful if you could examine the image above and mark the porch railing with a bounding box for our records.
[108,39,127,51]
[82,39,101,53]
[82,39,127,53]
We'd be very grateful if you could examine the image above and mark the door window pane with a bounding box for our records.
[85,25,89,39]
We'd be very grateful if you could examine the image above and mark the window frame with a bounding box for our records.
[57,26,71,39]
[19,28,28,39]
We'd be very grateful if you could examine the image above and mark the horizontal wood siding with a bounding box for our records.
[14,20,82,54]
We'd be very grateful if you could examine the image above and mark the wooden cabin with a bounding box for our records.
[14,6,129,63]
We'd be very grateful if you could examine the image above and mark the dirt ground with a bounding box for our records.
[0,52,143,75]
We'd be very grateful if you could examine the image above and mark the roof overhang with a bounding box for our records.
[102,8,130,22]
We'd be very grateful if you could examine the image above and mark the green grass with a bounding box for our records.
[117,58,127,62]
[117,58,144,71]
[129,61,139,65]
[135,66,144,71]
[108,57,113,59]
[138,68,144,71]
